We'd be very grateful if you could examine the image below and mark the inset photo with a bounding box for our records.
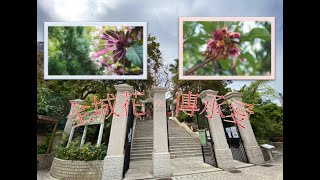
[44,22,147,79]
[179,17,275,80]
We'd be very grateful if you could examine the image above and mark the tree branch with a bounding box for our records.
[184,57,212,75]
[82,91,96,100]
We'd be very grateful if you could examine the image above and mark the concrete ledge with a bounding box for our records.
[102,154,124,180]
[49,157,103,180]
[153,152,171,178]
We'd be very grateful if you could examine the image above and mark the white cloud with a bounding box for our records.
[37,0,120,21]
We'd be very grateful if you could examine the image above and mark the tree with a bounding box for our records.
[236,81,283,142]
[48,26,99,75]
[239,80,278,105]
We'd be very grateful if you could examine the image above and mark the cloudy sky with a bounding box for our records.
[37,0,283,96]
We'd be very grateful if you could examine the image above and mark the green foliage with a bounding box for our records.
[219,59,230,70]
[37,133,51,154]
[183,21,272,76]
[37,85,69,127]
[55,138,107,161]
[48,27,98,75]
[126,43,143,68]
[177,113,195,123]
[236,81,283,142]
[250,103,283,142]
[243,28,271,42]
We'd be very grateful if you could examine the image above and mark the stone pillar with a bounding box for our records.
[141,101,145,120]
[171,103,174,120]
[225,92,264,165]
[152,87,171,177]
[102,84,134,180]
[62,99,85,140]
[199,90,235,170]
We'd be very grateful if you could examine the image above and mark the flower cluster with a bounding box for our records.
[88,26,142,75]
[207,28,241,61]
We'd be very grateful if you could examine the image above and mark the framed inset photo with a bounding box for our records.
[179,17,275,80]
[44,22,147,80]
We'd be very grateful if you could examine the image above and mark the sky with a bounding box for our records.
[37,0,283,96]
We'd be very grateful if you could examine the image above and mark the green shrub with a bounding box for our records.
[37,85,69,128]
[55,138,107,161]
[177,113,195,123]
[37,133,51,154]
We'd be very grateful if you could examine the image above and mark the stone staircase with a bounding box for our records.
[168,120,203,159]
[130,119,203,161]
[130,119,153,161]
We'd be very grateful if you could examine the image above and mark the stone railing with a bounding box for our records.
[49,158,103,180]
[172,117,199,138]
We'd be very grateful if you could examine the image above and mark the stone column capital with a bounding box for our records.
[114,83,134,93]
[69,99,85,104]
[224,92,243,101]
[199,89,219,99]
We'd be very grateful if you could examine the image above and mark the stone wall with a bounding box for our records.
[37,154,54,170]
[50,158,103,180]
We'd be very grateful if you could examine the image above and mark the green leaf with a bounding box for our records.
[224,21,233,28]
[248,28,271,41]
[184,36,206,45]
[217,21,224,29]
[125,43,143,68]
[241,34,251,42]
[218,58,230,70]
[199,22,217,34]
[239,52,255,64]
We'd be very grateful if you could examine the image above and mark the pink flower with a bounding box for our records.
[229,47,241,58]
[94,30,128,63]
[206,28,241,61]
[228,32,240,39]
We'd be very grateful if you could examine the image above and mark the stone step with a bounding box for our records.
[132,141,153,145]
[170,153,203,159]
[132,139,153,142]
[170,152,202,157]
[134,134,153,136]
[133,137,153,139]
[133,133,153,139]
[169,139,199,142]
[132,145,153,149]
[169,147,202,151]
[132,145,153,147]
[134,129,153,131]
[168,133,193,136]
[131,153,152,157]
[132,140,153,144]
[169,137,197,139]
[131,149,153,154]
[170,150,202,155]
[132,146,153,150]
[130,156,152,161]
[168,142,200,146]
[169,144,201,148]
